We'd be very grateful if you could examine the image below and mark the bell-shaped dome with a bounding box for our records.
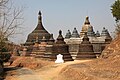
[71,28,80,38]
[87,26,95,37]
[80,16,93,37]
[25,11,51,45]
[65,30,71,39]
[101,27,110,37]
[95,31,100,37]
[101,27,107,36]
[55,30,66,44]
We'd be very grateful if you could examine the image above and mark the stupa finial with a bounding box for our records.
[59,30,62,35]
[38,11,41,15]
[84,16,90,24]
[38,11,42,23]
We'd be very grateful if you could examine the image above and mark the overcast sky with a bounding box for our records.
[11,0,115,44]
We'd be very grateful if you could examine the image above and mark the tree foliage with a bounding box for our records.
[111,0,120,22]
[111,0,120,36]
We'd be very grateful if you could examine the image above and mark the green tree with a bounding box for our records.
[111,0,120,35]
[111,0,120,22]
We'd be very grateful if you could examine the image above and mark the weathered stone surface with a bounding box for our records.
[76,33,96,59]
[50,30,73,61]
[65,30,71,39]
[71,28,79,38]
[80,16,92,37]
[29,36,47,58]
[25,11,51,46]
[87,26,95,37]
[48,34,55,45]
[95,31,100,37]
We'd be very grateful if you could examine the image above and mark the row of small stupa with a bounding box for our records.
[18,11,112,61]
[65,26,111,39]
[65,16,112,42]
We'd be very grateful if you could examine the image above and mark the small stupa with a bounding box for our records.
[87,26,95,37]
[71,28,80,38]
[80,16,93,37]
[76,33,96,59]
[95,31,100,37]
[65,30,71,39]
[48,34,55,45]
[50,30,73,61]
[101,27,112,42]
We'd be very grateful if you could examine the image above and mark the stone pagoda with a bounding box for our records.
[64,16,112,59]
[71,28,80,38]
[65,30,71,39]
[25,11,51,46]
[80,16,92,37]
[76,33,96,59]
[50,30,73,61]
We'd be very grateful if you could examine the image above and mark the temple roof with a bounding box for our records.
[71,28,80,38]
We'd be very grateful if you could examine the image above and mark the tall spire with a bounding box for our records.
[84,16,90,25]
[34,10,48,31]
[38,11,42,23]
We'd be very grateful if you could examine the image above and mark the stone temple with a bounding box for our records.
[64,16,112,59]
[25,11,51,46]
[22,11,112,60]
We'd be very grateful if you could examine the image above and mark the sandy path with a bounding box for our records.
[5,60,92,80]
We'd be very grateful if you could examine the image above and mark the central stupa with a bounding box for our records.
[25,11,51,45]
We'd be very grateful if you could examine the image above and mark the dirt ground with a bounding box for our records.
[4,60,91,80]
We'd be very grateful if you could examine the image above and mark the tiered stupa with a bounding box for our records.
[87,26,95,37]
[50,30,73,61]
[65,30,71,39]
[95,31,100,37]
[71,28,79,38]
[80,16,92,37]
[25,11,51,46]
[76,33,96,59]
